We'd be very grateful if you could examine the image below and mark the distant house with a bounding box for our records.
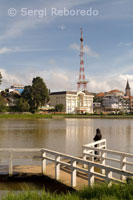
[10,84,24,94]
[130,97,133,112]
[50,91,94,114]
[93,102,102,114]
[94,88,130,113]
[102,95,123,111]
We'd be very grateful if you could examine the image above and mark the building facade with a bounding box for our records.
[50,91,94,114]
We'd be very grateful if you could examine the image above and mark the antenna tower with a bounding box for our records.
[77,28,88,91]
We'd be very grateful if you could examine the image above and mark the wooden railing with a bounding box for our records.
[0,147,132,188]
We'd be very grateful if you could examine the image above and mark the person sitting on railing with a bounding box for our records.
[93,128,102,161]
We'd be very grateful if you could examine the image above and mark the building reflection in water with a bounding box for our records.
[65,119,95,157]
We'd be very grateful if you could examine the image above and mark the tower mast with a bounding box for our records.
[77,28,88,91]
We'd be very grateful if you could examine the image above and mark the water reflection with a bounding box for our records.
[0,118,132,154]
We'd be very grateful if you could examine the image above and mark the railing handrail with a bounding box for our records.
[82,139,133,158]
[82,146,133,158]
[0,148,42,152]
[83,139,106,147]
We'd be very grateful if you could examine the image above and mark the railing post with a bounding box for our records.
[83,148,87,168]
[71,159,77,187]
[55,155,60,180]
[9,151,13,176]
[42,150,46,174]
[101,151,106,174]
[105,168,112,186]
[104,139,107,149]
[120,155,126,181]
[88,164,94,186]
[91,149,94,162]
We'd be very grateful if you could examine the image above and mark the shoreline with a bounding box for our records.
[0,113,133,119]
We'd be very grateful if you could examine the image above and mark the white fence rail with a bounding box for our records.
[0,147,132,188]
[82,139,133,181]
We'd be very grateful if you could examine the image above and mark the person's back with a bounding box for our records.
[93,128,102,160]
[93,128,102,142]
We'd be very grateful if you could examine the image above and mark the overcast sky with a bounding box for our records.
[0,0,133,93]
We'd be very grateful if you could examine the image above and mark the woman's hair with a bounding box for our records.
[96,128,101,134]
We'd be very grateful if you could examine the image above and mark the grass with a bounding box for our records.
[0,113,133,119]
[2,180,133,200]
[0,113,52,119]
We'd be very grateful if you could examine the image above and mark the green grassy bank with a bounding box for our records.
[0,113,133,119]
[2,180,133,200]
[0,113,52,119]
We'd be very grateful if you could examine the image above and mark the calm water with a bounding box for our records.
[0,118,133,197]
[0,118,132,154]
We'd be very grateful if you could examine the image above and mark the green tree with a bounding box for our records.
[21,85,34,111]
[16,98,29,112]
[0,73,5,111]
[55,104,64,112]
[31,77,49,110]
[21,77,49,112]
[21,85,32,101]
[0,72,2,85]
[0,95,6,112]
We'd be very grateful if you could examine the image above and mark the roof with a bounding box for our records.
[50,91,77,95]
[126,80,130,89]
[82,90,93,95]
[50,91,93,96]
[96,92,105,97]
[108,89,123,94]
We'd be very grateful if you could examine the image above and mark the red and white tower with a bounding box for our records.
[77,28,88,91]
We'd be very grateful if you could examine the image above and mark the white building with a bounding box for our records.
[102,95,124,111]
[50,91,94,114]
[9,84,24,94]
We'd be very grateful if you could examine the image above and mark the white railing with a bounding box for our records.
[82,139,133,181]
[0,147,132,188]
[83,139,107,161]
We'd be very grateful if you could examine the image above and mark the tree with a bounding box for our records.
[21,77,49,112]
[21,85,33,111]
[31,77,49,110]
[0,95,6,112]
[0,72,2,85]
[55,104,64,112]
[0,73,5,112]
[16,98,29,112]
[21,85,32,100]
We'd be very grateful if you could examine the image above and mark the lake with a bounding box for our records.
[0,118,132,154]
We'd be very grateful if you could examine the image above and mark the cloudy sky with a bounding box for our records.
[0,0,133,93]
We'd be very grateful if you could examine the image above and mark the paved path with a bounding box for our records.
[0,162,90,189]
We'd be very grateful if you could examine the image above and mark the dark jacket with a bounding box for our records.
[93,132,102,141]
